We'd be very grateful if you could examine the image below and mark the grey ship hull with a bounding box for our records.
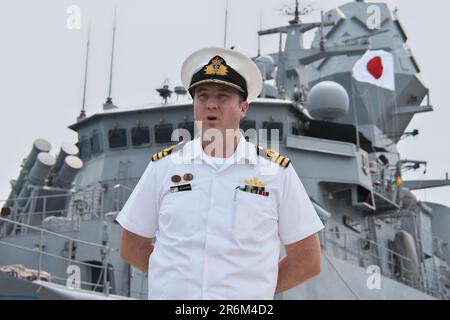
[0,218,436,300]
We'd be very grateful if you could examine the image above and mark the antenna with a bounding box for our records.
[78,20,90,121]
[257,8,262,56]
[319,10,325,51]
[281,1,314,24]
[174,86,187,102]
[224,0,229,48]
[156,79,173,104]
[293,0,299,24]
[106,6,117,105]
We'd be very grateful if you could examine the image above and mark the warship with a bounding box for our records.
[1,0,450,300]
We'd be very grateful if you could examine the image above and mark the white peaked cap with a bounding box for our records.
[181,47,263,103]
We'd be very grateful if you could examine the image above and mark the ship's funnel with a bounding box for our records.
[54,156,83,189]
[15,139,52,193]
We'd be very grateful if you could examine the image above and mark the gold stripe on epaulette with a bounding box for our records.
[151,143,185,162]
[277,156,284,165]
[256,146,290,168]
[164,145,175,153]
[281,157,290,168]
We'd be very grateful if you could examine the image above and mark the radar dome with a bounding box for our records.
[307,81,349,120]
[255,55,275,79]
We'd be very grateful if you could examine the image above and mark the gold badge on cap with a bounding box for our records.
[204,56,228,76]
[183,173,194,181]
[171,175,182,183]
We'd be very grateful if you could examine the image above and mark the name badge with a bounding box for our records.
[170,183,192,193]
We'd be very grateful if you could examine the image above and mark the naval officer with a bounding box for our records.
[116,47,324,299]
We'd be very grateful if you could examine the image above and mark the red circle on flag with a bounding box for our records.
[366,56,383,79]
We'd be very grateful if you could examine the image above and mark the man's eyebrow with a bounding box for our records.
[217,88,234,93]
[196,87,232,93]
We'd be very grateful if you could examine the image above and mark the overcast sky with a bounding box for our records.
[0,0,449,208]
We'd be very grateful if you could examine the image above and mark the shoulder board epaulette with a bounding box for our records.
[151,141,186,162]
[256,145,291,168]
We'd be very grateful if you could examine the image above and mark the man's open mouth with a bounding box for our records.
[206,116,218,121]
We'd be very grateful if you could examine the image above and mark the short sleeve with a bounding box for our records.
[115,161,159,238]
[278,165,324,245]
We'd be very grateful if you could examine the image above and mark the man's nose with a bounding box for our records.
[206,99,218,110]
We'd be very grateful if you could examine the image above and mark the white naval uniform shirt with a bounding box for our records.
[116,135,324,300]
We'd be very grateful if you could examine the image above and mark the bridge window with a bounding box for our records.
[262,121,283,141]
[108,128,127,149]
[91,132,103,155]
[177,122,195,142]
[79,138,91,160]
[131,126,150,147]
[154,124,174,144]
[240,120,256,132]
[240,120,257,142]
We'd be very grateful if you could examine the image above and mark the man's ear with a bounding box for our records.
[240,101,249,115]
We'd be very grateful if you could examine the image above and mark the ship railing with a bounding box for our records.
[321,229,447,298]
[321,231,423,291]
[0,216,149,298]
[0,216,115,296]
[0,185,111,235]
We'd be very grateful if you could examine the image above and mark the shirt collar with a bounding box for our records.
[181,132,258,165]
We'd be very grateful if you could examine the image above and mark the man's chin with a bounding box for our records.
[202,122,221,130]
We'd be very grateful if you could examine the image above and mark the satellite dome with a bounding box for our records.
[307,81,350,120]
[255,55,276,79]
[261,82,278,99]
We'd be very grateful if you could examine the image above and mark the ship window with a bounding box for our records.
[292,122,301,135]
[84,261,115,294]
[154,124,174,144]
[177,122,195,142]
[131,126,150,146]
[343,216,362,233]
[240,120,257,142]
[91,132,103,155]
[262,121,283,141]
[79,138,91,160]
[108,128,127,149]
[240,120,256,132]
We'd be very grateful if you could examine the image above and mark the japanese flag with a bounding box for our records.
[352,50,395,91]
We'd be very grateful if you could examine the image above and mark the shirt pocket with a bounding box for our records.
[159,189,202,237]
[233,190,277,241]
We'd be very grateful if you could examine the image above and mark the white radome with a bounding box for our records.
[307,81,350,121]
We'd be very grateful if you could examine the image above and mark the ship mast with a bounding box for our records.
[104,6,117,109]
[77,21,90,122]
[224,0,228,48]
